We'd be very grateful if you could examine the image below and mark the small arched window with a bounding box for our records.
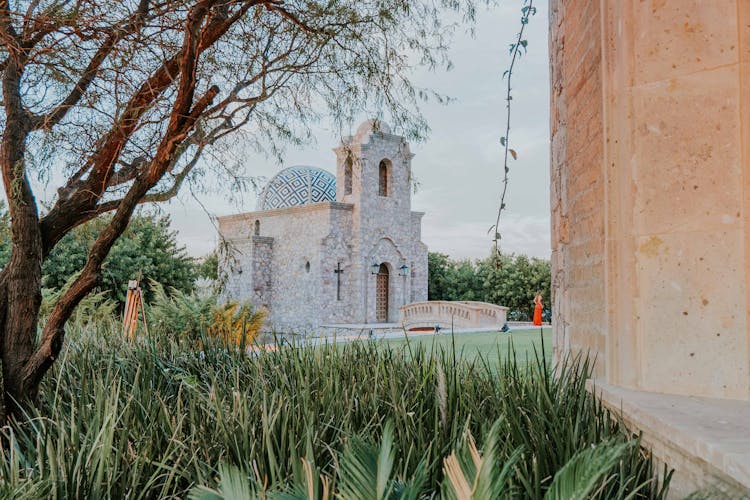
[344,157,353,195]
[254,220,260,236]
[305,261,310,273]
[378,159,390,196]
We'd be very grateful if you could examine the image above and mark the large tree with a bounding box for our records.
[0,0,479,418]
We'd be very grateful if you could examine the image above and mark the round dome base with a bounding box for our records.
[257,166,336,210]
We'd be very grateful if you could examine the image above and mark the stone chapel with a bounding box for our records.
[217,120,428,333]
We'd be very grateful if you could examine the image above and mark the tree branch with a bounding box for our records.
[23,2,222,386]
[30,0,153,131]
[263,1,324,35]
[39,0,258,254]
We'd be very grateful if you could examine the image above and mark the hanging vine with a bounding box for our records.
[492,0,537,264]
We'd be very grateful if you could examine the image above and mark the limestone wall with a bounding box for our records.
[219,203,354,333]
[550,0,750,400]
[549,0,607,378]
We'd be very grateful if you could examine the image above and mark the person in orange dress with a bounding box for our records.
[533,291,543,326]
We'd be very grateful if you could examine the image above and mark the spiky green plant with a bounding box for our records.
[440,420,523,499]
[188,464,260,500]
[0,328,671,499]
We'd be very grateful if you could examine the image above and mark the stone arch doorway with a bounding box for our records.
[376,263,389,322]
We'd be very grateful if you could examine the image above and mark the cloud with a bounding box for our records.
[422,213,550,260]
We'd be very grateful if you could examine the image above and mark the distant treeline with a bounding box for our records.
[0,202,216,306]
[428,252,551,321]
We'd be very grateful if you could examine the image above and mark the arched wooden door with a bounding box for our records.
[376,263,389,322]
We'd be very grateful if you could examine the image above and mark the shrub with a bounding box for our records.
[208,302,265,346]
[38,277,119,333]
[147,280,264,346]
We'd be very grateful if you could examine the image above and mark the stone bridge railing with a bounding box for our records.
[399,301,509,331]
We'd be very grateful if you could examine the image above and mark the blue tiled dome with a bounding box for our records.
[257,166,336,210]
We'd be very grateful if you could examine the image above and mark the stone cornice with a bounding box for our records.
[218,201,354,222]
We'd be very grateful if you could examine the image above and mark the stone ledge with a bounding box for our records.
[588,381,750,498]
[218,201,354,222]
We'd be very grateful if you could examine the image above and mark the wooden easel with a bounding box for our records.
[122,279,149,339]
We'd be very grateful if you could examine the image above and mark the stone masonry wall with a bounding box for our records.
[219,203,353,333]
[410,211,428,303]
[250,237,274,310]
[551,0,750,399]
[319,206,355,325]
[334,124,428,324]
[549,0,607,377]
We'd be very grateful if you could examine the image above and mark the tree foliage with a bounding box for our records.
[428,252,487,302]
[196,251,219,281]
[485,253,550,321]
[0,210,196,305]
[427,251,550,321]
[45,215,196,304]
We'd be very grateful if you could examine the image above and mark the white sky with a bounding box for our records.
[81,2,553,261]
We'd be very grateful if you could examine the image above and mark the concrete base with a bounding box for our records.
[317,323,517,339]
[318,323,404,337]
[589,381,750,498]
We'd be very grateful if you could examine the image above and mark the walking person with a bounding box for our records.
[533,291,543,326]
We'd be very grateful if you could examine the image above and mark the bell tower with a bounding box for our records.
[333,119,424,323]
[334,119,413,212]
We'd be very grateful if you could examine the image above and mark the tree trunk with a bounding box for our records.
[1,49,45,419]
[0,0,218,421]
[2,229,43,416]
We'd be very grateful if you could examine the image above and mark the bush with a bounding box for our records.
[0,329,670,499]
[147,280,264,346]
[40,288,119,330]
[38,274,120,335]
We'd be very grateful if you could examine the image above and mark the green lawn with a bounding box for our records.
[374,327,552,367]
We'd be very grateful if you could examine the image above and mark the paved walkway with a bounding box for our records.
[251,324,550,352]
[313,323,549,345]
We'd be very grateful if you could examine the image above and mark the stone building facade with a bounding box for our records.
[218,120,428,333]
[550,1,750,494]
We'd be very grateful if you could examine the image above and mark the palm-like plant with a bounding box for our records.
[441,420,523,499]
